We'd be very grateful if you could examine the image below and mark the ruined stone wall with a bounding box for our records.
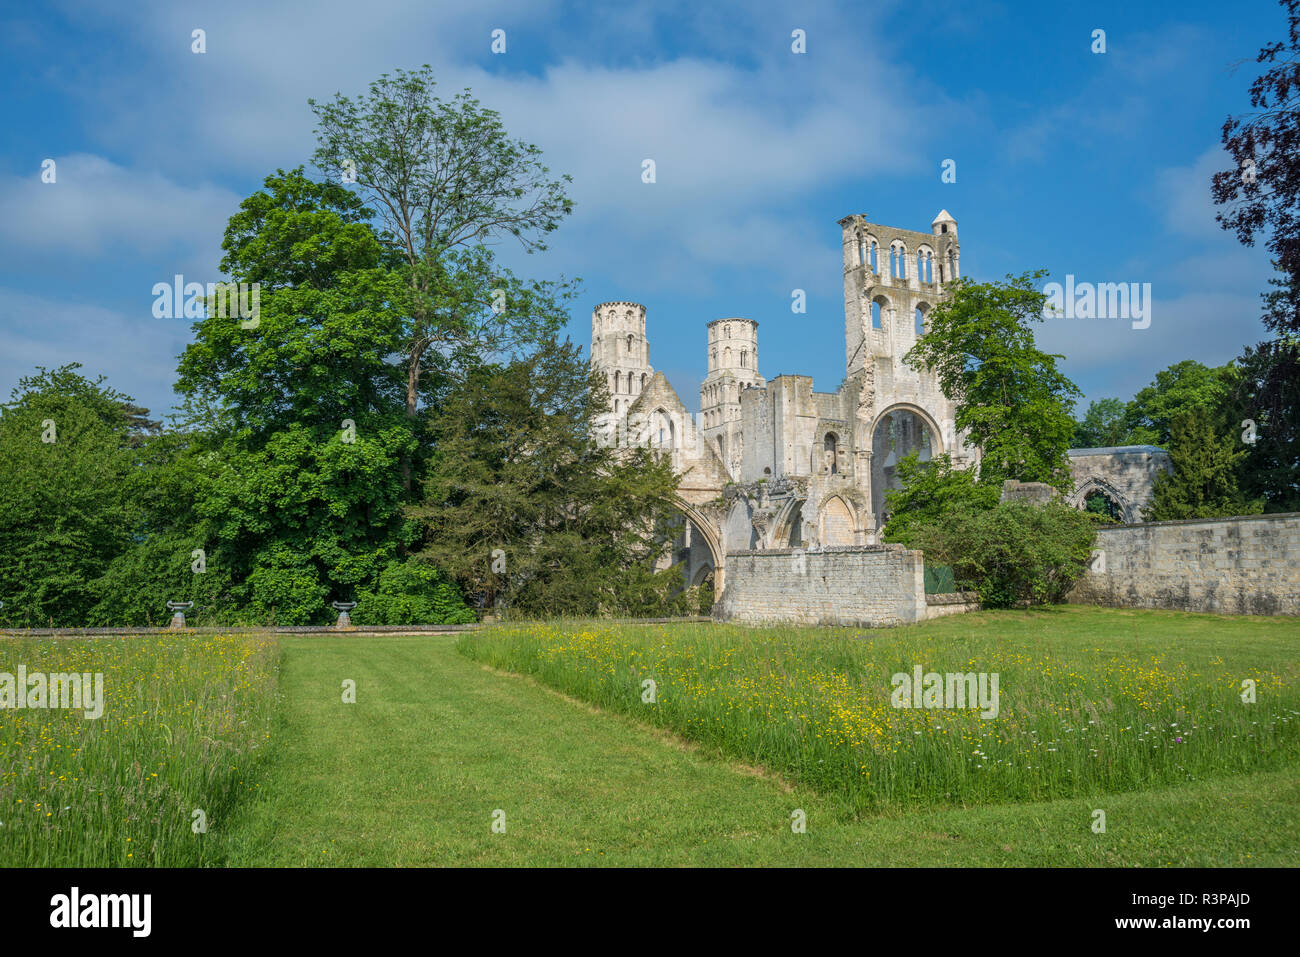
[1068,512,1300,615]
[712,544,928,627]
[1066,447,1172,523]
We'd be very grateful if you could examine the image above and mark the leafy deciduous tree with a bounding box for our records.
[905,271,1081,490]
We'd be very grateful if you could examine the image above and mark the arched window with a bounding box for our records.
[824,432,839,474]
[614,370,622,393]
[641,373,647,391]
[740,350,748,368]
[654,409,676,449]
[916,249,932,283]
[1084,490,1123,522]
[868,239,878,273]
[871,299,884,330]
[891,243,906,279]
[915,306,925,337]
[626,334,634,354]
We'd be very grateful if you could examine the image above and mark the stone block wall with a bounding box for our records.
[1068,512,1300,615]
[713,544,928,627]
[1066,446,1172,523]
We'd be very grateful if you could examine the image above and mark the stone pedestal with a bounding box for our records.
[331,601,357,629]
[165,601,193,630]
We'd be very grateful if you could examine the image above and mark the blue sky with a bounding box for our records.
[0,0,1285,420]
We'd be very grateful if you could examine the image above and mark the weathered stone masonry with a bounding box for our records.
[589,210,1182,626]
[713,545,929,627]
[1068,512,1300,616]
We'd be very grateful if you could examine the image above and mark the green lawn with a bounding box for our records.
[216,610,1300,866]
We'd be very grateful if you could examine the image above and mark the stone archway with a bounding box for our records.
[724,497,759,553]
[768,498,806,548]
[870,403,945,530]
[675,497,725,599]
[819,495,857,546]
[1068,477,1135,524]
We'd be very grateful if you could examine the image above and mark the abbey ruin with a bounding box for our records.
[590,211,1177,619]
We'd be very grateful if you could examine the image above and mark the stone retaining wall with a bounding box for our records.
[713,544,929,627]
[1068,512,1300,615]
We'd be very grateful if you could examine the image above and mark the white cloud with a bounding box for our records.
[0,153,238,265]
[0,287,189,414]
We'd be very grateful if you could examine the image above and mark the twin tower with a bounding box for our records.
[590,210,960,417]
[590,302,762,432]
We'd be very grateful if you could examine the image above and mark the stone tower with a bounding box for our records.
[838,210,974,530]
[700,318,765,478]
[840,210,960,378]
[590,301,653,415]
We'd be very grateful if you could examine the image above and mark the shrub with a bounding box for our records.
[881,451,1000,548]
[909,501,1096,607]
[355,560,477,625]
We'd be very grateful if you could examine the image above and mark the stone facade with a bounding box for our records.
[1000,480,1059,505]
[1065,446,1173,523]
[1068,512,1300,615]
[591,301,653,418]
[711,545,928,627]
[589,211,1174,624]
[590,212,982,603]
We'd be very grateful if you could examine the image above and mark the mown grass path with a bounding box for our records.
[220,634,1299,866]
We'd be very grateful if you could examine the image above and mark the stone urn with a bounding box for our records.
[165,600,194,630]
[331,601,358,629]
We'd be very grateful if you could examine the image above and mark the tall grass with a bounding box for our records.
[459,610,1300,815]
[0,633,278,866]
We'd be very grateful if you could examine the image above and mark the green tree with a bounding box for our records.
[411,339,685,617]
[905,271,1081,490]
[1233,338,1300,511]
[1073,397,1133,448]
[86,429,234,626]
[909,501,1097,608]
[174,169,471,624]
[1212,1,1300,509]
[1145,412,1264,520]
[0,366,139,626]
[1122,360,1235,448]
[880,451,1000,547]
[310,66,575,490]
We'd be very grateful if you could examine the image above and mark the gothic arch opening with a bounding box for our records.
[725,498,759,552]
[823,432,839,474]
[651,408,676,449]
[1084,489,1123,522]
[771,498,805,548]
[672,498,724,600]
[820,495,856,546]
[871,295,889,330]
[871,405,943,530]
[1070,477,1132,524]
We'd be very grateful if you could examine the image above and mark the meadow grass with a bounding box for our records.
[225,633,1298,866]
[457,606,1300,816]
[0,633,278,866]
[5,608,1297,866]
